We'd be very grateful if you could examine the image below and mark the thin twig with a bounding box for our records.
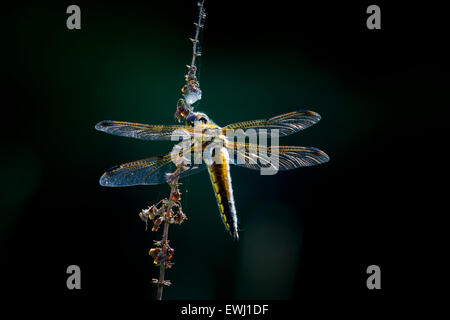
[144,1,206,300]
[156,182,178,300]
[140,167,186,300]
[175,0,207,121]
[191,0,206,69]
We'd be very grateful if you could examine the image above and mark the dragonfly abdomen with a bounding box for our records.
[207,151,239,240]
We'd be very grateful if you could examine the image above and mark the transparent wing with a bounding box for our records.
[226,141,329,170]
[100,154,206,187]
[223,110,321,137]
[95,120,194,141]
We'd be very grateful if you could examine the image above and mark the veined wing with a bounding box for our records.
[226,141,329,170]
[222,110,321,137]
[100,154,206,187]
[95,120,194,141]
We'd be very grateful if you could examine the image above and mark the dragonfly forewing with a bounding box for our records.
[223,110,321,137]
[95,120,194,141]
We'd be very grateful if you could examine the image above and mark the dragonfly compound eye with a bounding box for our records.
[186,113,197,126]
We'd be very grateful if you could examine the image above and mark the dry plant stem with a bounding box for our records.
[156,180,179,300]
[191,0,206,68]
[155,0,206,300]
[156,221,170,300]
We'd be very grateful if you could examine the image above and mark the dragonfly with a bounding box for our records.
[95,110,329,240]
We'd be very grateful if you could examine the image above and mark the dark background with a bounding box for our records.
[1,0,447,312]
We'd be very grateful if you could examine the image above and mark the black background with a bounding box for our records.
[1,0,447,315]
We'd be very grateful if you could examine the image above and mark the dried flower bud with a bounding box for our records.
[173,209,187,224]
[139,213,149,230]
[171,188,181,202]
[149,248,160,258]
[153,240,164,247]
[166,246,174,260]
[152,217,164,231]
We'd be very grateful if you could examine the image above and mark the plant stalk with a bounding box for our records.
[155,181,178,300]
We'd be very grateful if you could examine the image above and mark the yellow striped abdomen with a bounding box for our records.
[207,149,239,240]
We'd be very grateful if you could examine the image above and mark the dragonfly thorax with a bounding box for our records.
[186,112,214,127]
[204,145,230,167]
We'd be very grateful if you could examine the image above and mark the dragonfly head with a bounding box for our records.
[186,112,211,127]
